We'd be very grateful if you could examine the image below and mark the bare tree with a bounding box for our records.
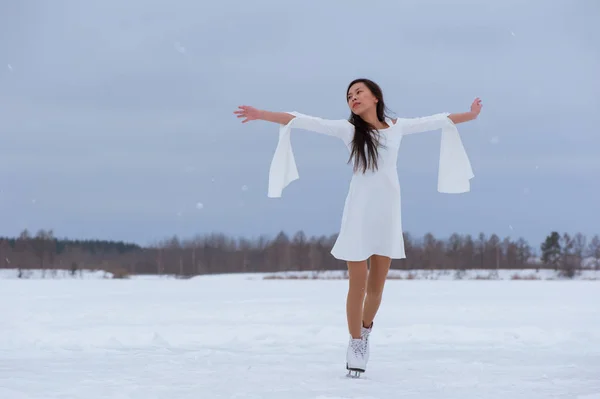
[586,235,600,270]
[0,239,12,269]
[291,231,309,272]
[446,233,463,270]
[572,233,587,268]
[559,233,578,278]
[515,238,532,268]
[475,233,486,268]
[487,234,501,270]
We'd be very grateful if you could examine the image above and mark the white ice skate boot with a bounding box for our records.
[346,337,367,378]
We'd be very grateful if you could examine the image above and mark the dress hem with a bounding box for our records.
[330,250,407,262]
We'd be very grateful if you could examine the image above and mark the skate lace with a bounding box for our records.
[350,339,366,357]
[361,327,371,341]
[361,326,371,347]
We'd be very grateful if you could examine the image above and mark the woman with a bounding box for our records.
[234,78,482,377]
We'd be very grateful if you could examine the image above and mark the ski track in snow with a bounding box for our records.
[1,277,599,399]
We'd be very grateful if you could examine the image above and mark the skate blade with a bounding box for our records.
[346,370,362,378]
[345,363,364,378]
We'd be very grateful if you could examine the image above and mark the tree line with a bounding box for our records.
[1,229,598,278]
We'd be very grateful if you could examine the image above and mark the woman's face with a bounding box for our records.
[347,82,378,116]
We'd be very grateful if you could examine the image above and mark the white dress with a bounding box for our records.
[267,111,474,262]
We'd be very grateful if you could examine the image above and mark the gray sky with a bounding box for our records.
[1,0,598,250]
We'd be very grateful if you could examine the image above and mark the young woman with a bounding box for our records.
[234,78,482,377]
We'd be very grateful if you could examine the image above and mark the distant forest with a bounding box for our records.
[1,229,598,279]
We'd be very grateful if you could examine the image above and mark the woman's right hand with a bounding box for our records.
[234,105,262,123]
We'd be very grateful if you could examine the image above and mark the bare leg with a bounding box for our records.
[346,260,368,339]
[362,255,392,327]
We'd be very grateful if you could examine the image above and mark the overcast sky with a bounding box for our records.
[0,0,598,249]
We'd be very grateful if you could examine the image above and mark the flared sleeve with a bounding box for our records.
[267,112,353,198]
[399,113,474,194]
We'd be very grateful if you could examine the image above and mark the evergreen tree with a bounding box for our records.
[540,232,561,269]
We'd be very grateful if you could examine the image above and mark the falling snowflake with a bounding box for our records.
[196,202,204,210]
[174,42,186,54]
[241,185,248,191]
[490,136,500,145]
[7,64,13,71]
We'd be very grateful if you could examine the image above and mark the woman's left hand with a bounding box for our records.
[470,97,483,117]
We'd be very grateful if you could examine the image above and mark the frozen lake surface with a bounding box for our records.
[1,274,599,398]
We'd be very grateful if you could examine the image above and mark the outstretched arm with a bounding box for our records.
[234,105,353,141]
[448,98,482,124]
[400,98,483,135]
[234,105,294,125]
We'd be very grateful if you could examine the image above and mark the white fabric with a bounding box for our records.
[267,111,353,198]
[397,112,474,194]
[267,111,474,261]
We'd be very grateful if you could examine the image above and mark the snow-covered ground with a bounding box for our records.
[1,275,599,398]
[2,267,599,281]
[0,268,111,280]
[257,268,600,281]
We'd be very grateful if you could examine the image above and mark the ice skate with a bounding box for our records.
[345,337,367,378]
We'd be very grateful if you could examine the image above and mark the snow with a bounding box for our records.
[1,274,599,398]
[0,268,112,280]
[4,267,599,281]
[255,268,600,281]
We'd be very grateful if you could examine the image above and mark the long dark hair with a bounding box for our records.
[346,78,392,174]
